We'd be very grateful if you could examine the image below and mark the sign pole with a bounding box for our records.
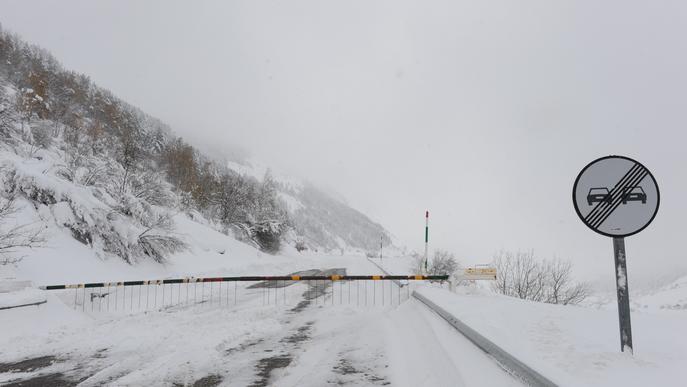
[612,237,633,353]
[424,211,429,273]
[573,155,659,355]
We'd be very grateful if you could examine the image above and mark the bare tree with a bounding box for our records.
[0,192,44,265]
[512,250,546,302]
[492,250,514,295]
[491,250,590,305]
[492,250,544,301]
[559,282,590,305]
[542,259,590,305]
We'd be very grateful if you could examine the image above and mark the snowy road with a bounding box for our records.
[1,258,521,386]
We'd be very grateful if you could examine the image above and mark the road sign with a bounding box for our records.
[572,155,660,355]
[462,267,496,281]
[573,155,660,238]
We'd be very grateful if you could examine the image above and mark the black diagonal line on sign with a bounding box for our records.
[584,163,640,222]
[592,171,648,230]
[591,170,648,230]
[587,167,646,228]
[584,163,641,223]
[588,167,647,228]
[585,164,643,225]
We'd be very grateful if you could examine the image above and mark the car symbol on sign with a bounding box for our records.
[622,186,647,204]
[587,187,612,206]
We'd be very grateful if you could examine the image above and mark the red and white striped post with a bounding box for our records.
[424,210,429,273]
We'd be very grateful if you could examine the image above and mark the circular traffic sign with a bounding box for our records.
[573,155,659,238]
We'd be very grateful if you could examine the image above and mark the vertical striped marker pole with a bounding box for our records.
[380,236,383,262]
[424,210,429,273]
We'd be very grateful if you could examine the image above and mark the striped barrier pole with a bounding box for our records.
[39,275,448,290]
[40,275,448,311]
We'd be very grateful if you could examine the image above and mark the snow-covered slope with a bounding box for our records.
[632,274,687,311]
[0,26,396,264]
[416,286,687,387]
[226,160,394,254]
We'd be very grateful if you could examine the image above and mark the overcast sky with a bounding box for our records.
[2,0,686,286]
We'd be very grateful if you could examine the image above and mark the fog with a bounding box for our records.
[2,0,687,285]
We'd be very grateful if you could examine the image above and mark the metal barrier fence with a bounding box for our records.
[40,274,449,312]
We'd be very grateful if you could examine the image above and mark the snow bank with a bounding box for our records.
[368,256,416,275]
[0,287,45,309]
[416,286,687,387]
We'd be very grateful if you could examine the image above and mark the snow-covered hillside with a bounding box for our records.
[632,274,687,311]
[0,28,395,267]
[226,160,394,254]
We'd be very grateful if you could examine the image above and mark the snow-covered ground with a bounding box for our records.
[3,203,686,386]
[366,256,687,387]
[1,251,519,386]
[0,197,517,385]
[632,274,687,312]
[367,256,416,276]
[414,285,687,387]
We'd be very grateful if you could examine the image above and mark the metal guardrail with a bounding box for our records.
[412,291,558,387]
[0,299,47,311]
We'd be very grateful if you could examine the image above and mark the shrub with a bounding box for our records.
[490,250,589,305]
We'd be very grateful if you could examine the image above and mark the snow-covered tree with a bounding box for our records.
[429,249,460,277]
[0,86,17,138]
[0,168,44,265]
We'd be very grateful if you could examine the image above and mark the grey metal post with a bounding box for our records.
[613,237,633,354]
[380,235,383,261]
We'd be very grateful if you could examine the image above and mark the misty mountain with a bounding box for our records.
[0,26,392,262]
[225,160,393,253]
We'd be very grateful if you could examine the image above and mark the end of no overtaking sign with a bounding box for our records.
[573,155,659,238]
[572,155,659,355]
